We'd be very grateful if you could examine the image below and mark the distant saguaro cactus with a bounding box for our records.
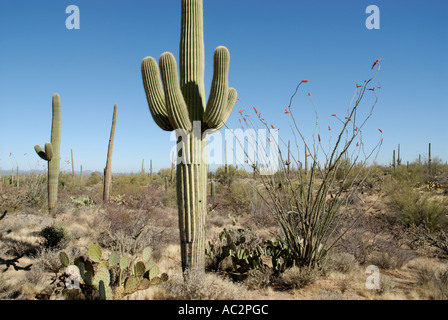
[103,104,117,204]
[34,94,61,214]
[141,0,237,274]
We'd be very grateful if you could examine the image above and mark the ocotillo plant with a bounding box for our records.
[103,104,117,204]
[141,0,237,274]
[34,94,61,214]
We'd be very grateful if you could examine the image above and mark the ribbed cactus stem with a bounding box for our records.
[103,104,117,203]
[141,0,237,275]
[34,94,61,214]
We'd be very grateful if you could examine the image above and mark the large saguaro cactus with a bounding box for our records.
[141,0,237,274]
[34,94,61,214]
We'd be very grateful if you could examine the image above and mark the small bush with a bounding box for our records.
[391,186,447,232]
[274,267,317,291]
[325,252,357,273]
[38,225,68,249]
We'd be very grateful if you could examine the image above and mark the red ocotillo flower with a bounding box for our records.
[238,108,243,115]
[243,117,247,122]
[355,126,358,131]
[285,108,290,114]
[318,134,321,142]
[245,160,249,164]
[331,113,337,117]
[356,142,359,147]
[238,119,241,123]
[271,124,275,129]
[328,125,331,131]
[368,88,375,91]
[253,106,258,114]
[302,79,309,83]
[356,83,362,88]
[308,93,311,96]
[236,165,238,169]
[345,117,351,121]
[371,58,383,69]
[378,128,383,133]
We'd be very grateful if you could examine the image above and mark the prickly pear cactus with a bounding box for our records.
[59,245,168,300]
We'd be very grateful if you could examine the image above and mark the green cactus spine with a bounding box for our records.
[141,0,237,274]
[34,94,61,213]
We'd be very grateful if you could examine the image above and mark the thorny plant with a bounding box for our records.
[226,59,384,268]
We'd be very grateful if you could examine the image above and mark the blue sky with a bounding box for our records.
[0,0,447,173]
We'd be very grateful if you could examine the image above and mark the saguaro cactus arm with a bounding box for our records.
[34,142,53,161]
[141,57,173,131]
[203,46,232,129]
[159,52,193,131]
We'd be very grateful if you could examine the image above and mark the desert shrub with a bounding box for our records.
[38,225,68,249]
[95,206,152,256]
[390,185,447,232]
[391,164,427,187]
[157,269,252,300]
[367,247,415,270]
[215,165,239,186]
[414,264,448,299]
[244,266,273,290]
[274,267,318,291]
[324,252,357,273]
[409,227,448,259]
[85,171,102,187]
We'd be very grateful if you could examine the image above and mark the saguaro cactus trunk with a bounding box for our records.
[34,94,61,214]
[103,104,117,204]
[141,0,237,274]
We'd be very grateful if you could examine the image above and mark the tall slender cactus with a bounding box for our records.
[71,149,75,185]
[141,0,237,274]
[103,104,117,204]
[34,94,61,214]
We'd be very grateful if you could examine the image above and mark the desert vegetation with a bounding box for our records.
[1,0,447,302]
[0,152,447,300]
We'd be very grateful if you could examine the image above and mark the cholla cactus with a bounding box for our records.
[141,0,237,274]
[34,94,61,214]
